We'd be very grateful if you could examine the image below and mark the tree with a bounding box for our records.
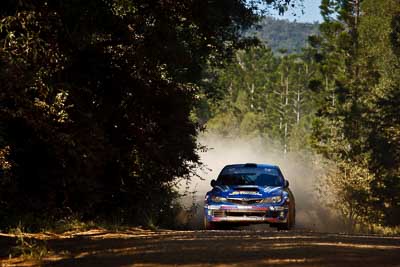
[205,46,281,139]
[312,0,400,227]
[203,43,320,155]
[0,0,299,228]
[357,0,400,225]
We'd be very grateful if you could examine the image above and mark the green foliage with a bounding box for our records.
[318,160,378,231]
[206,112,240,137]
[10,225,48,260]
[2,0,399,233]
[310,0,400,227]
[251,16,320,53]
[0,0,300,230]
[201,46,321,154]
[199,0,400,231]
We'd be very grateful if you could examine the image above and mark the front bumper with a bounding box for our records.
[204,204,288,224]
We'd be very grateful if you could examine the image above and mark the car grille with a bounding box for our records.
[266,211,279,218]
[212,210,267,218]
[226,211,266,217]
[212,210,225,217]
[227,198,263,205]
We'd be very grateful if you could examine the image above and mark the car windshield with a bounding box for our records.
[217,167,283,187]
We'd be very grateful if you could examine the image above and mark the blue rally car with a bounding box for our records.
[204,163,295,230]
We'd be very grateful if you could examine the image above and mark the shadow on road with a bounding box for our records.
[1,229,400,266]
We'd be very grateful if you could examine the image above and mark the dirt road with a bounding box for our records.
[1,228,400,266]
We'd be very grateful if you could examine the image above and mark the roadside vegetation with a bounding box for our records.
[0,0,271,231]
[197,0,400,233]
[0,0,399,236]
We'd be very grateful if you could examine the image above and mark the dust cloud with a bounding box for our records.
[180,134,344,232]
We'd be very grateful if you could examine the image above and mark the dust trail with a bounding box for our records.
[180,134,344,232]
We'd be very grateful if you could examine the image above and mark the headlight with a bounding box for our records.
[261,196,282,203]
[211,196,227,202]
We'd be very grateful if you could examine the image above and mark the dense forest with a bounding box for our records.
[251,16,319,53]
[0,0,289,230]
[199,0,400,232]
[0,0,399,233]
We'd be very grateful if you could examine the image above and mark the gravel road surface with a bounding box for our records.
[1,228,400,266]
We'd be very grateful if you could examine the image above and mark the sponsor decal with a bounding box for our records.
[224,205,269,210]
[206,205,269,211]
[205,205,221,210]
[234,205,255,209]
[263,186,281,193]
[230,191,262,196]
[220,205,239,209]
[212,217,269,222]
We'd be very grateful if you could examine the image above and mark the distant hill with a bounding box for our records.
[250,16,319,53]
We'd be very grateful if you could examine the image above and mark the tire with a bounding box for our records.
[277,222,290,231]
[269,223,278,228]
[204,217,218,230]
[277,207,295,231]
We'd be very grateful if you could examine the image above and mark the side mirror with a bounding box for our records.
[284,180,289,188]
[210,179,217,187]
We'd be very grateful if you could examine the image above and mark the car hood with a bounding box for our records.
[209,184,283,198]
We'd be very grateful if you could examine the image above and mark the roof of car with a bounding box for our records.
[223,163,279,169]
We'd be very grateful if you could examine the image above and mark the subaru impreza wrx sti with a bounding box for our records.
[204,163,295,230]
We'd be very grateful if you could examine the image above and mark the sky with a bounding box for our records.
[269,0,323,23]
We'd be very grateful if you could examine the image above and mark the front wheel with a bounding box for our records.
[277,222,290,231]
[204,217,218,230]
[277,208,295,231]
